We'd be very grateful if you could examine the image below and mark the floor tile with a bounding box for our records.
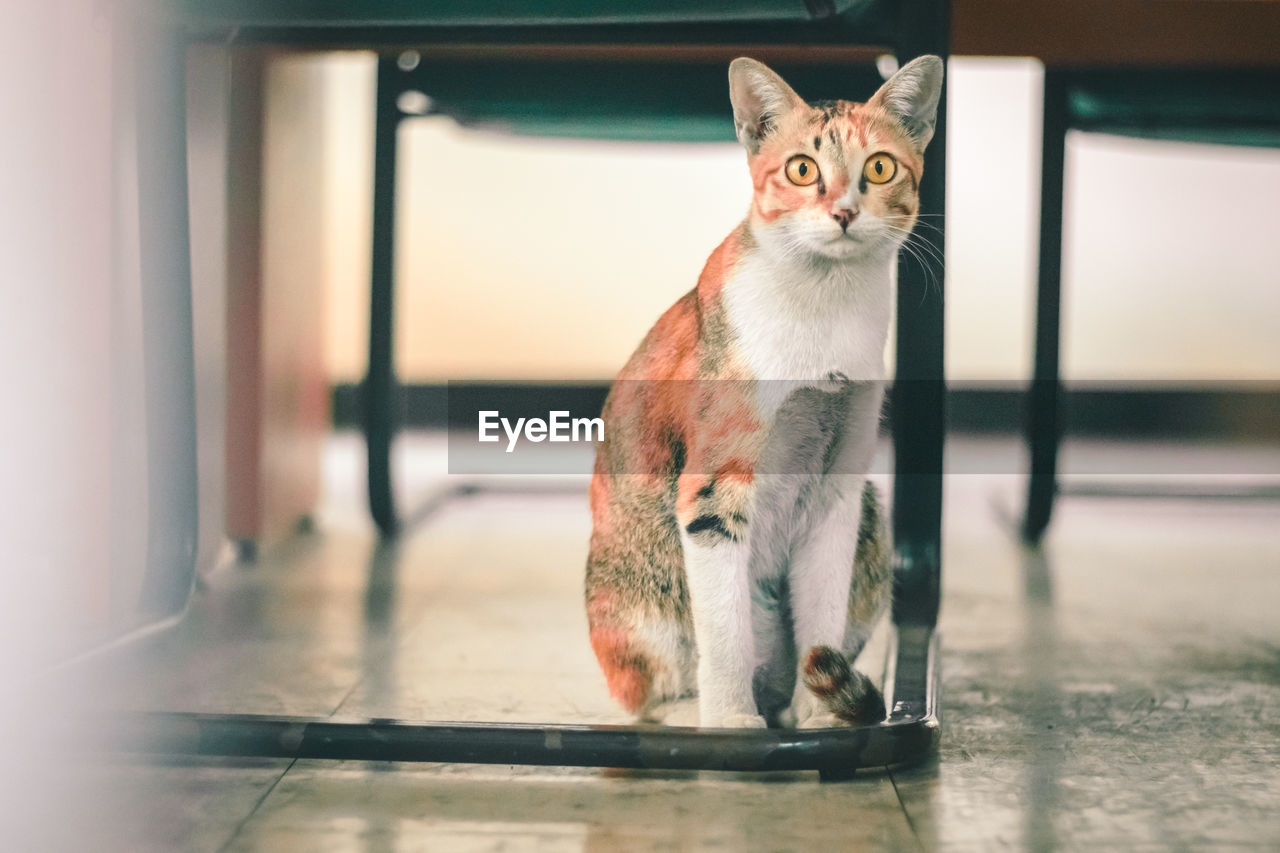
[53,433,1280,851]
[223,760,920,853]
[47,756,291,853]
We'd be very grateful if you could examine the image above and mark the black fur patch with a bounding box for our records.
[802,645,886,724]
[685,514,735,541]
[668,432,686,475]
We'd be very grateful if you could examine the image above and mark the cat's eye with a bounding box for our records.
[863,153,897,184]
[785,155,820,186]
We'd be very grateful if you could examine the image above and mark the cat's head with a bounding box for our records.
[728,55,942,262]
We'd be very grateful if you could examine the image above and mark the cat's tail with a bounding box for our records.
[802,646,886,725]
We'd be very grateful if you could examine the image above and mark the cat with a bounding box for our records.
[584,55,943,728]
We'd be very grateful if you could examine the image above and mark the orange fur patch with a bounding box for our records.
[588,472,613,537]
[695,225,743,302]
[825,174,850,203]
[715,459,755,487]
[675,473,710,519]
[589,626,652,713]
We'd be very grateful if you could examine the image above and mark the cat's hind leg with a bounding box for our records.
[587,601,695,719]
[642,697,700,726]
[586,475,698,721]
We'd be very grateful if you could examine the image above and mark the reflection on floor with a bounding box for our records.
[47,433,1280,850]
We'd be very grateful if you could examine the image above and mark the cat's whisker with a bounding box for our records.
[879,223,946,302]
[885,216,944,235]
[907,240,946,270]
[906,222,945,238]
[882,229,947,271]
[880,220,944,251]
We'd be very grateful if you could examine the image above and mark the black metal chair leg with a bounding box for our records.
[890,24,948,630]
[366,57,403,537]
[1022,70,1068,545]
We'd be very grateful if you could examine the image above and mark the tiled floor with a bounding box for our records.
[40,434,1280,851]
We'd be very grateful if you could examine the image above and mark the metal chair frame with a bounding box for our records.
[99,1,949,776]
[1022,66,1280,543]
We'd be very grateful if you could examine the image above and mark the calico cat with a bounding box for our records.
[585,56,943,728]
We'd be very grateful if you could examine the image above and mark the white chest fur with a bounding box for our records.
[723,251,893,386]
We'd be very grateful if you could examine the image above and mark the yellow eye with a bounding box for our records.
[863,153,897,184]
[785,155,820,187]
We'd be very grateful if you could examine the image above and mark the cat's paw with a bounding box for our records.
[706,713,768,729]
[815,370,851,392]
[644,698,700,727]
[789,691,847,729]
[796,712,848,729]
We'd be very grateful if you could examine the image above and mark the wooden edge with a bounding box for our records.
[952,0,1280,69]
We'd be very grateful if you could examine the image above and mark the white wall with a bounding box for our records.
[319,55,1280,384]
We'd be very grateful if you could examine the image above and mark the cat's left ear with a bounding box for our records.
[869,55,944,150]
[729,58,806,155]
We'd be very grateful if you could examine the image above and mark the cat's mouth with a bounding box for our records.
[831,218,867,239]
[811,224,878,260]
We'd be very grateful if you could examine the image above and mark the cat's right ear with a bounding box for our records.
[729,58,805,155]
[868,55,944,150]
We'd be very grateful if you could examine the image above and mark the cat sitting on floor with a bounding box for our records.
[585,56,943,728]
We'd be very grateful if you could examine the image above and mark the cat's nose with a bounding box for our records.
[832,208,858,231]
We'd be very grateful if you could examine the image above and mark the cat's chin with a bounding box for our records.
[819,238,869,261]
[801,233,882,263]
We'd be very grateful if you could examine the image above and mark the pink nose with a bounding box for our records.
[832,208,858,231]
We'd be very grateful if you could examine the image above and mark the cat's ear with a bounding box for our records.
[728,58,805,155]
[869,55,944,150]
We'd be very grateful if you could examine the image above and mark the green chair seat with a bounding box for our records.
[395,57,886,141]
[180,0,887,29]
[1068,70,1280,148]
[181,0,900,141]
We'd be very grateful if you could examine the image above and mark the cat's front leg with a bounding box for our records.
[678,470,765,728]
[785,382,887,726]
[786,475,866,728]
